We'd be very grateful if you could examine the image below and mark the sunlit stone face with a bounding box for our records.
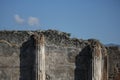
[35,34,45,80]
[92,45,103,80]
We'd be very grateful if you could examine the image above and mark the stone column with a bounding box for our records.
[92,45,103,80]
[91,42,108,80]
[34,33,45,80]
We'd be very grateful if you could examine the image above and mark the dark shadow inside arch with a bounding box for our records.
[75,45,92,80]
[19,35,36,80]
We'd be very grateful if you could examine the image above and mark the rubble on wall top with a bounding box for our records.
[0,29,104,48]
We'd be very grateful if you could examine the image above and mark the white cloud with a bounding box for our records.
[28,17,39,26]
[14,15,40,26]
[14,14,25,24]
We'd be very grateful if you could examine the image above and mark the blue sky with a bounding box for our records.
[0,0,120,44]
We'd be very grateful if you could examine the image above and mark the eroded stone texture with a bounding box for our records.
[34,33,45,80]
[107,46,120,80]
[0,40,20,80]
[89,40,108,80]
[0,30,119,80]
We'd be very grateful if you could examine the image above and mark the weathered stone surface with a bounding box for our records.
[0,30,119,80]
[107,46,120,80]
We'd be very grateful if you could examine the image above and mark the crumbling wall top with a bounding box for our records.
[0,30,105,48]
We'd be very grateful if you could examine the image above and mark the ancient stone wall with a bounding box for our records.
[0,31,33,80]
[107,46,120,80]
[0,30,119,80]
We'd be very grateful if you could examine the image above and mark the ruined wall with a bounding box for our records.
[107,46,120,80]
[0,30,119,80]
[0,31,32,80]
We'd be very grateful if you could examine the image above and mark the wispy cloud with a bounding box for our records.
[28,17,39,26]
[14,15,40,26]
[14,14,25,24]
